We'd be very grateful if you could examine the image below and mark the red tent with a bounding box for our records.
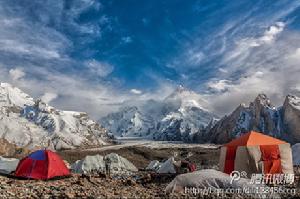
[15,149,70,180]
[219,131,293,176]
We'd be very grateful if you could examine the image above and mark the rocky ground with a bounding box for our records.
[0,173,176,199]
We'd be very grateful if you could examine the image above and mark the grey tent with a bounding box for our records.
[71,153,138,174]
[71,155,105,174]
[0,156,19,174]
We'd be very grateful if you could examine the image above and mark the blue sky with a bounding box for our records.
[1,0,300,118]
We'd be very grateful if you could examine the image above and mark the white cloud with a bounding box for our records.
[223,22,285,67]
[260,22,285,44]
[187,51,205,66]
[203,24,300,115]
[9,68,25,81]
[85,60,114,77]
[244,22,285,47]
[218,68,228,73]
[288,48,300,61]
[0,4,70,61]
[204,70,283,115]
[130,89,142,95]
[0,65,176,118]
[0,1,119,118]
[121,36,132,44]
[207,80,231,92]
[41,92,58,104]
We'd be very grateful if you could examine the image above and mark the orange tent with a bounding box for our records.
[219,131,293,176]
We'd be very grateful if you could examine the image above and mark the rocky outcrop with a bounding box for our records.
[203,104,249,143]
[206,94,285,143]
[0,138,30,157]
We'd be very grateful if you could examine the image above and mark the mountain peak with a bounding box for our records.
[172,85,192,95]
[0,82,34,107]
[253,93,272,107]
[167,85,199,100]
[175,85,186,92]
[285,94,300,108]
[101,85,216,141]
[255,93,268,101]
[0,82,12,88]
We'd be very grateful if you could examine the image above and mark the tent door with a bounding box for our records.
[224,146,237,174]
[260,145,282,174]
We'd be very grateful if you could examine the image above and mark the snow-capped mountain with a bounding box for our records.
[100,106,156,137]
[101,86,217,141]
[205,94,300,144]
[0,83,108,150]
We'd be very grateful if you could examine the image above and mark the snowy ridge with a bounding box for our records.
[101,106,155,137]
[0,83,108,150]
[101,86,217,142]
[0,83,34,107]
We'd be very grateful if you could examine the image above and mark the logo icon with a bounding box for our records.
[230,171,247,184]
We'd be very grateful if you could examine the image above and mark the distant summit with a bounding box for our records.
[101,86,217,142]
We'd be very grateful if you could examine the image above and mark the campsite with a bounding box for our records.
[0,132,298,198]
[1,1,300,198]
[0,141,220,198]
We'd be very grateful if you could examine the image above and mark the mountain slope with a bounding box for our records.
[100,106,156,137]
[0,83,108,150]
[205,94,298,144]
[101,86,217,141]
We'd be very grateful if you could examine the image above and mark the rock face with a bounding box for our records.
[0,138,25,157]
[282,95,300,143]
[205,94,300,144]
[101,86,217,142]
[0,83,109,150]
[292,143,300,165]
